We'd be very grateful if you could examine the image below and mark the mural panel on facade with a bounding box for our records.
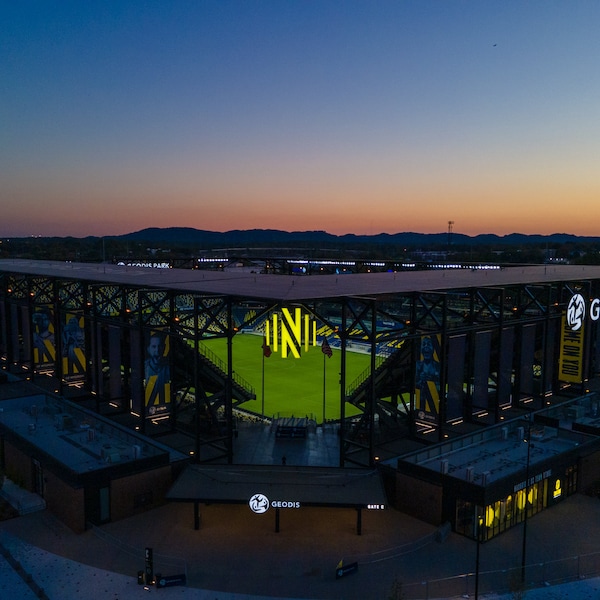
[33,306,56,369]
[415,334,441,425]
[62,312,85,381]
[144,329,171,419]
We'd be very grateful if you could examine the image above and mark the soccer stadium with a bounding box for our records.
[1,258,600,552]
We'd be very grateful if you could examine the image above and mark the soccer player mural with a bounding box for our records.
[144,330,171,419]
[32,306,56,369]
[415,334,441,425]
[62,313,85,380]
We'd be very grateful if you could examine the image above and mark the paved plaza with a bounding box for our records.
[0,490,599,599]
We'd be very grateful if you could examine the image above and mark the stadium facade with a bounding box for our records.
[1,259,600,539]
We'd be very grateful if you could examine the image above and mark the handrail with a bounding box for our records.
[195,341,255,398]
[379,550,600,599]
[345,345,397,398]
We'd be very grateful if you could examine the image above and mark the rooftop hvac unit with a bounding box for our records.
[55,414,73,431]
[101,446,118,461]
[105,452,120,463]
[567,405,586,420]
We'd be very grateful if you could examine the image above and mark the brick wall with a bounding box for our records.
[395,471,443,525]
[44,471,85,532]
[579,449,600,493]
[2,438,175,532]
[110,465,172,522]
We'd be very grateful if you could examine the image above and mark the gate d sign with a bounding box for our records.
[567,294,600,331]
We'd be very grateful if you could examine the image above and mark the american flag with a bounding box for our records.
[321,337,332,358]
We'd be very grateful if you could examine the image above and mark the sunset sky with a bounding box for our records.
[2,1,600,238]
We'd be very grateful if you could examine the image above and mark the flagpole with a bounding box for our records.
[320,337,332,425]
[261,336,272,418]
[322,350,326,425]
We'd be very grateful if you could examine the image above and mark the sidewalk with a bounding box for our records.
[0,492,599,599]
[1,528,599,600]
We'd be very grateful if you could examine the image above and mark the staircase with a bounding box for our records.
[0,478,46,516]
[172,340,256,406]
[345,342,412,408]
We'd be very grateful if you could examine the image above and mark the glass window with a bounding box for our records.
[455,466,577,541]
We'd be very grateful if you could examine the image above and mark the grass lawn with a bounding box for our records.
[202,333,371,423]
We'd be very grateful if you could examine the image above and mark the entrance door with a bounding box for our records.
[32,459,44,498]
[85,485,111,526]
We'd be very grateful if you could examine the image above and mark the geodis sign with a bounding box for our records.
[248,493,300,514]
[567,293,600,331]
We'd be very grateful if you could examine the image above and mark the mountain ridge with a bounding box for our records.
[116,227,599,247]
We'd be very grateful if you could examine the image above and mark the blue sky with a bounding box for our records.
[2,1,599,237]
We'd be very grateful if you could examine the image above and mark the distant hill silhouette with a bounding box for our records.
[118,227,600,247]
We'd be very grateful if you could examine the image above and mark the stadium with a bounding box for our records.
[1,258,600,547]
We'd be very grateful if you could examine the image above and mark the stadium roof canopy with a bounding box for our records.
[167,464,387,509]
[2,259,600,301]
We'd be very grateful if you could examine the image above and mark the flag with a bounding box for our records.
[321,337,332,358]
[262,337,272,358]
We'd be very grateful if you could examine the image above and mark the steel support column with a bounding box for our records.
[339,300,347,467]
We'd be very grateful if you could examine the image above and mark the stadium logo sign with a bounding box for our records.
[567,294,600,331]
[249,493,270,514]
[117,261,170,269]
[265,307,317,358]
[248,493,300,514]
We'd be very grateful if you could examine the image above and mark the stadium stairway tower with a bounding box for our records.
[344,344,413,446]
[346,343,412,410]
[170,338,256,434]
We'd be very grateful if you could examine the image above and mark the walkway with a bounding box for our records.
[0,492,599,599]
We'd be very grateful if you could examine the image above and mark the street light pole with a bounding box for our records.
[475,513,483,599]
[521,415,532,583]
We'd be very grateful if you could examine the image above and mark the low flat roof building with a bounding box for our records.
[0,393,188,532]
[393,394,600,540]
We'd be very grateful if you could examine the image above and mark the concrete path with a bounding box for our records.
[0,492,598,599]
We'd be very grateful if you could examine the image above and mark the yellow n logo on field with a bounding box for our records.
[281,307,302,358]
[266,307,317,358]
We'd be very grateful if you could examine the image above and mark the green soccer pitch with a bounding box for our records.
[202,333,371,423]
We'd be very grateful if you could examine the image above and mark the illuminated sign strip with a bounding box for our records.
[288,259,356,266]
[197,258,229,262]
[117,261,171,268]
[513,469,552,493]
